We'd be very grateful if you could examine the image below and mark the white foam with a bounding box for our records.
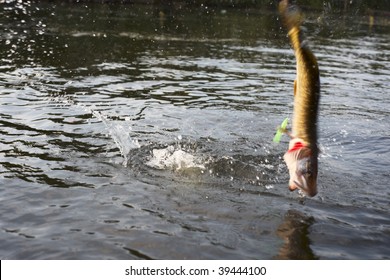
[146,145,205,172]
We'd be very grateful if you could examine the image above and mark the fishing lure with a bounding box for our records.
[273,118,289,143]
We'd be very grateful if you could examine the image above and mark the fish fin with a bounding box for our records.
[284,139,303,172]
[279,0,303,31]
[283,148,300,183]
[279,0,304,51]
[294,79,297,96]
[284,148,300,164]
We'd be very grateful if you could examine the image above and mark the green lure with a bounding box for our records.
[273,118,289,143]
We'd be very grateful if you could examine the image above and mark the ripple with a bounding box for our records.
[1,2,389,260]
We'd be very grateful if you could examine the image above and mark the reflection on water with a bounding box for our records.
[0,2,390,259]
[275,210,317,260]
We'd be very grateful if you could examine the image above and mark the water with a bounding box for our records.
[0,1,389,259]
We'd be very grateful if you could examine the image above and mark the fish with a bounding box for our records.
[278,0,320,197]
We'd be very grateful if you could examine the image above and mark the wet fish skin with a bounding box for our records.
[279,0,320,197]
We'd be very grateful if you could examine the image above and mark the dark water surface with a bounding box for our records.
[0,1,389,259]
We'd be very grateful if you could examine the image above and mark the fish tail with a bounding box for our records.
[278,0,304,51]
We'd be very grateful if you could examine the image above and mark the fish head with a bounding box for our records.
[283,139,318,197]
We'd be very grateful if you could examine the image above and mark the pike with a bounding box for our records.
[278,0,320,197]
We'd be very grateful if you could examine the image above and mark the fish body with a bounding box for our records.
[279,0,320,197]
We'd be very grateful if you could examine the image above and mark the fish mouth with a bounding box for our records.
[290,175,317,197]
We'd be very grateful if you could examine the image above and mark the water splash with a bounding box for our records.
[146,144,206,172]
[88,109,140,167]
[49,96,140,166]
